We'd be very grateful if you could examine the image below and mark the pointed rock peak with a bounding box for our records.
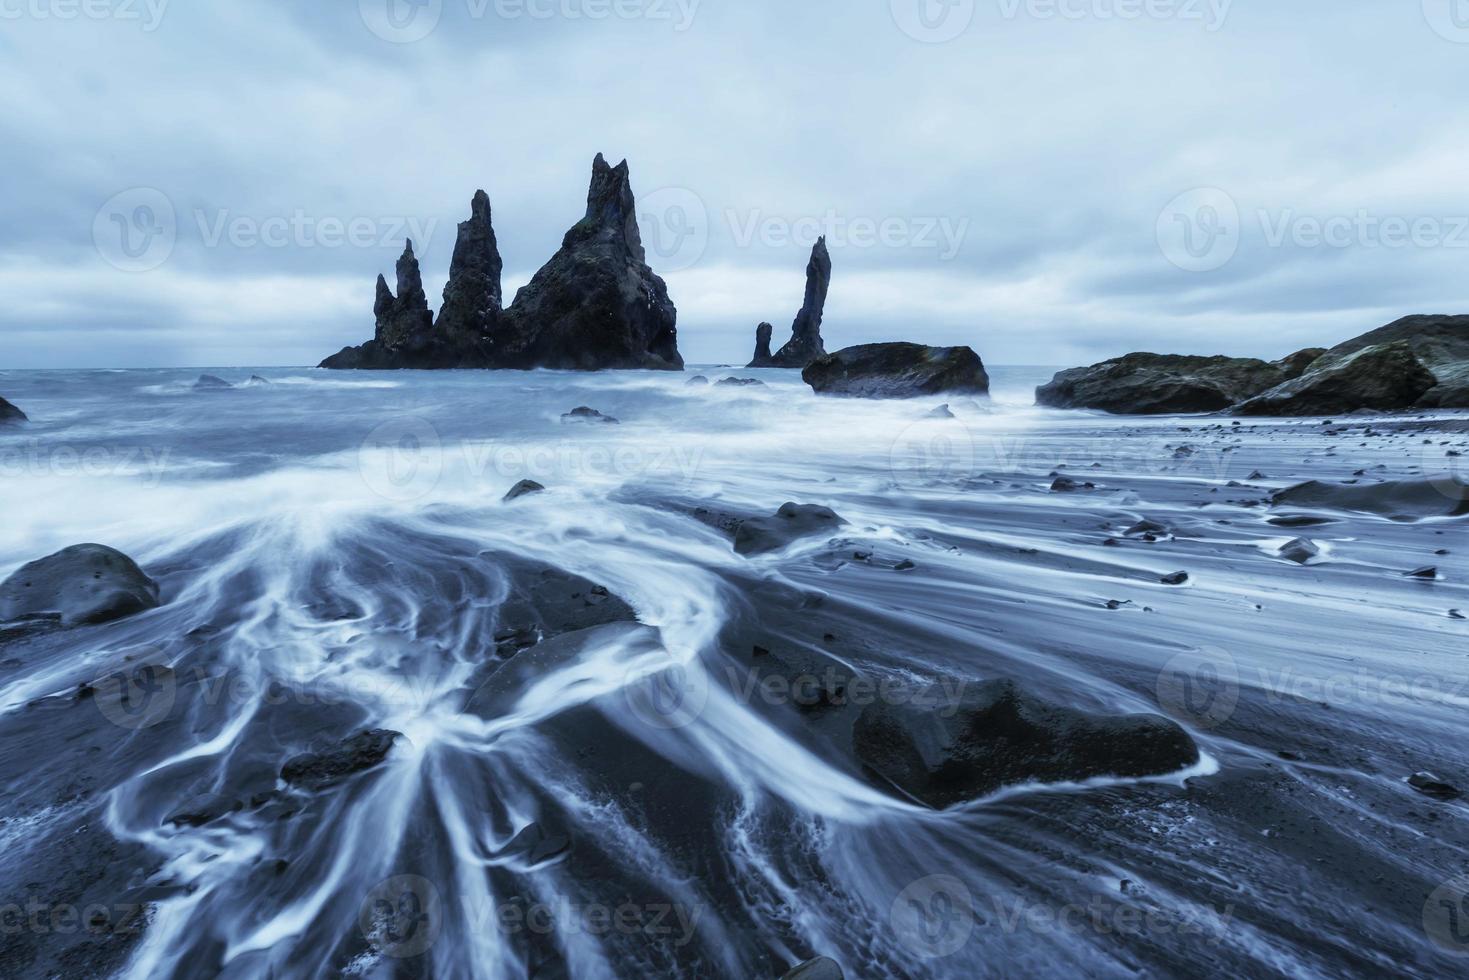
[470,190,491,221]
[585,153,636,222]
[402,238,416,257]
[749,322,775,368]
[375,273,394,310]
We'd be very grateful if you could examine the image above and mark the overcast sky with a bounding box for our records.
[3,0,1468,368]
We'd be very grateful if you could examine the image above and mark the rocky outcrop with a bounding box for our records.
[436,191,503,349]
[496,155,682,370]
[803,343,989,399]
[0,544,161,627]
[749,239,832,368]
[1275,347,1327,380]
[1036,354,1286,414]
[852,678,1199,808]
[1237,315,1469,415]
[321,158,682,372]
[751,322,774,366]
[733,503,845,555]
[1270,478,1469,521]
[281,729,400,789]
[0,396,26,424]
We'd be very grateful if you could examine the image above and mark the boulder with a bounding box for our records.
[803,343,989,399]
[781,958,844,980]
[1277,538,1320,564]
[1036,354,1285,414]
[497,155,683,370]
[280,729,401,789]
[436,191,504,350]
[0,544,161,627]
[0,396,26,424]
[503,480,545,501]
[1270,478,1469,521]
[561,406,619,424]
[685,375,709,386]
[751,238,831,368]
[716,377,765,388]
[1235,342,1437,416]
[733,503,845,556]
[193,374,233,390]
[1239,315,1469,414]
[852,678,1199,807]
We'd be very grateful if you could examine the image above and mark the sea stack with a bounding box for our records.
[375,240,435,349]
[749,237,832,368]
[751,322,774,366]
[498,154,682,370]
[436,190,504,351]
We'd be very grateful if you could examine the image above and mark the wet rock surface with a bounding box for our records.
[0,544,161,627]
[0,396,26,424]
[733,503,846,555]
[1036,354,1286,414]
[803,343,990,398]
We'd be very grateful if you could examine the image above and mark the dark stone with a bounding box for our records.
[752,239,831,368]
[497,155,682,370]
[1270,478,1469,521]
[1160,571,1190,586]
[1405,566,1439,579]
[1036,354,1286,414]
[1408,772,1461,801]
[803,343,990,399]
[1274,347,1328,380]
[1124,519,1168,537]
[926,404,955,419]
[0,544,161,627]
[0,396,26,424]
[504,480,546,501]
[852,678,1199,808]
[193,374,233,390]
[280,729,400,789]
[437,190,504,350]
[165,793,242,827]
[1278,538,1320,564]
[733,503,845,556]
[716,377,765,387]
[781,957,844,980]
[504,823,572,866]
[561,406,619,424]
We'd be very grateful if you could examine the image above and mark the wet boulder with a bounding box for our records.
[1277,538,1320,564]
[0,396,25,424]
[193,374,233,390]
[504,480,546,501]
[803,343,989,399]
[1270,478,1469,521]
[561,406,619,424]
[1234,342,1438,416]
[734,504,846,556]
[280,729,401,789]
[781,957,844,980]
[852,678,1199,807]
[0,544,161,627]
[1036,354,1285,414]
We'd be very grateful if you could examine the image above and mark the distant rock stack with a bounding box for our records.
[497,154,682,370]
[373,239,434,349]
[0,396,26,424]
[751,322,774,366]
[436,190,504,350]
[748,237,832,368]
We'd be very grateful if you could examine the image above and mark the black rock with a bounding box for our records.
[1278,538,1320,564]
[0,544,161,627]
[377,239,437,350]
[436,190,504,350]
[751,238,831,368]
[733,503,845,556]
[781,957,844,980]
[280,729,400,789]
[1036,353,1286,414]
[926,403,955,419]
[1274,347,1328,380]
[1270,478,1469,521]
[803,343,990,399]
[852,678,1199,807]
[1160,571,1190,586]
[561,406,619,424]
[0,396,26,424]
[504,822,572,866]
[1408,771,1462,801]
[193,374,233,390]
[1124,519,1168,537]
[246,375,271,386]
[165,793,243,828]
[716,377,765,388]
[1450,609,1466,620]
[498,155,682,370]
[504,480,546,501]
[1405,566,1439,579]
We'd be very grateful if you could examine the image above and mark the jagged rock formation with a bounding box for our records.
[1036,354,1287,414]
[0,396,27,424]
[749,238,832,368]
[1236,315,1469,415]
[750,322,774,366]
[803,343,989,398]
[320,157,682,371]
[1274,347,1327,380]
